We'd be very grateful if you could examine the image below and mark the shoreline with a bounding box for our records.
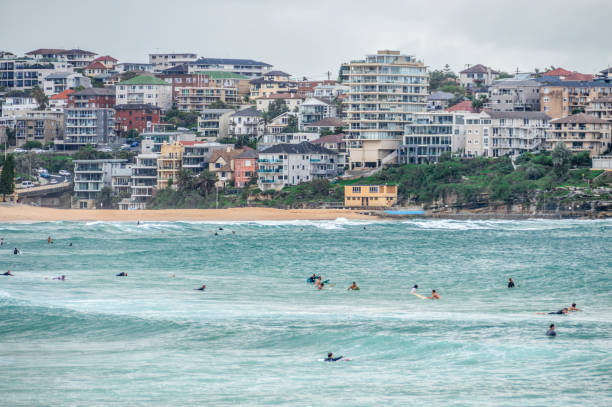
[0,205,376,222]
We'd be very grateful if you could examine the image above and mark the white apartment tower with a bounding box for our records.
[345,50,428,169]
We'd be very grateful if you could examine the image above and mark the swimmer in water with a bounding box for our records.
[47,236,53,244]
[348,281,359,291]
[13,248,20,255]
[69,243,73,247]
[410,284,418,294]
[546,324,556,337]
[195,284,206,291]
[116,272,127,277]
[568,303,581,312]
[324,352,343,362]
[428,290,441,300]
[508,278,515,288]
[318,283,325,290]
[53,275,65,280]
[2,270,13,276]
[537,308,568,315]
[307,273,317,284]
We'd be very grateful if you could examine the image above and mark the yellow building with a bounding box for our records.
[344,185,398,208]
[249,71,296,98]
[541,83,612,119]
[548,113,611,156]
[157,141,184,189]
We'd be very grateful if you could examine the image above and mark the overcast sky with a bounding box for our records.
[3,0,612,79]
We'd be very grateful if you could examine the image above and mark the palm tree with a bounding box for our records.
[195,170,218,197]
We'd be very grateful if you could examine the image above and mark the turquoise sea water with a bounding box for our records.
[0,218,611,406]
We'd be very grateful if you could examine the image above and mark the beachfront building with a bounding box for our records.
[56,107,115,150]
[208,147,250,188]
[229,107,261,138]
[149,53,198,72]
[110,164,133,197]
[157,142,184,189]
[189,58,272,78]
[258,132,320,151]
[130,153,159,209]
[345,50,429,169]
[257,142,338,191]
[398,112,462,164]
[460,111,492,157]
[311,133,348,168]
[15,116,62,147]
[181,141,229,174]
[344,185,398,208]
[540,79,612,119]
[459,64,499,89]
[234,149,259,187]
[487,79,541,112]
[73,159,127,209]
[297,97,337,130]
[197,109,235,139]
[116,75,173,111]
[488,111,550,157]
[547,113,611,156]
[586,97,612,123]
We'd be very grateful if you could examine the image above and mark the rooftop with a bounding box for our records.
[93,55,118,62]
[446,100,477,113]
[231,107,261,117]
[26,48,97,56]
[195,70,248,80]
[118,75,171,86]
[264,70,291,77]
[460,64,497,74]
[304,117,346,128]
[84,61,109,70]
[550,113,610,125]
[427,91,455,101]
[311,133,345,144]
[72,87,115,96]
[192,58,272,67]
[49,89,75,100]
[114,103,161,111]
[260,141,336,155]
[484,110,550,120]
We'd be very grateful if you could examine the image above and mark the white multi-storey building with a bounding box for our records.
[229,107,261,138]
[43,72,91,96]
[190,58,272,78]
[0,57,69,91]
[345,50,429,169]
[129,153,159,209]
[116,75,173,111]
[488,111,550,157]
[257,142,338,191]
[258,132,320,151]
[297,97,337,130]
[57,108,115,150]
[73,159,127,209]
[149,53,197,72]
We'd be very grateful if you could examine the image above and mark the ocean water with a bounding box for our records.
[0,218,611,406]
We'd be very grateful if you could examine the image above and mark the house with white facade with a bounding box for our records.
[190,58,272,78]
[116,75,172,111]
[258,132,320,151]
[459,64,499,88]
[298,97,337,130]
[43,72,91,96]
[487,111,550,157]
[257,142,338,191]
[73,159,127,209]
[229,107,261,138]
[1,91,38,115]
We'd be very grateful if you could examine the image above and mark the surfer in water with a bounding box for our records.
[2,270,13,276]
[195,284,206,291]
[348,281,359,291]
[546,324,556,336]
[13,248,20,255]
[53,275,65,280]
[410,284,418,294]
[307,273,317,284]
[508,278,515,288]
[568,303,581,312]
[324,352,343,362]
[428,290,441,300]
[116,272,127,277]
[537,308,568,315]
[47,236,53,244]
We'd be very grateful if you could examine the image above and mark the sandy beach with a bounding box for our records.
[0,204,375,222]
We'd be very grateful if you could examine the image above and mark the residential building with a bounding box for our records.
[398,112,459,164]
[344,185,397,208]
[298,97,337,129]
[249,72,297,99]
[542,68,593,82]
[596,67,612,81]
[116,75,172,111]
[487,79,541,112]
[263,112,295,135]
[313,83,349,99]
[586,97,612,123]
[181,141,229,174]
[303,117,346,133]
[460,111,492,157]
[229,107,261,138]
[592,156,612,170]
[91,56,117,70]
[130,153,159,208]
[68,87,115,108]
[257,142,338,191]
[49,89,74,111]
[114,103,161,136]
[149,53,198,72]
[15,116,62,147]
[26,48,97,68]
[83,62,113,78]
[296,80,338,97]
[345,50,429,169]
[209,146,249,188]
[116,62,153,73]
[197,109,235,139]
[234,149,259,187]
[43,72,91,96]
[140,131,196,154]
[2,91,38,115]
[190,58,272,78]
[547,113,611,156]
[57,107,115,150]
[427,91,454,110]
[73,159,127,209]
[157,141,185,189]
[540,79,612,119]
[256,93,304,112]
[174,71,247,111]
[0,57,69,91]
[111,164,133,197]
[311,133,348,167]
[459,64,499,88]
[446,100,478,113]
[487,111,550,157]
[258,132,320,150]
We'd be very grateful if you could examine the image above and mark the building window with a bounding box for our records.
[352,186,361,193]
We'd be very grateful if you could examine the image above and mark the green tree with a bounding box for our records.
[22,140,43,150]
[5,127,16,146]
[177,169,195,191]
[31,86,48,110]
[497,71,513,79]
[267,99,289,118]
[429,68,458,90]
[97,186,113,209]
[0,154,15,201]
[282,115,299,133]
[552,142,572,178]
[470,96,488,111]
[194,170,218,197]
[209,100,229,109]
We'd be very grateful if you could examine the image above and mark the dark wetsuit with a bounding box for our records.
[548,309,565,315]
[324,356,343,362]
[2,272,12,276]
[546,329,556,336]
[508,281,515,288]
[116,272,127,277]
[13,249,19,255]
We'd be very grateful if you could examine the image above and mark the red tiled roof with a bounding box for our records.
[178,141,200,146]
[94,55,117,62]
[543,68,572,77]
[304,117,346,128]
[84,61,108,70]
[564,72,593,81]
[446,100,476,113]
[550,113,609,125]
[311,133,344,144]
[49,89,74,100]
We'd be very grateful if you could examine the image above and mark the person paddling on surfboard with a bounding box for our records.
[410,284,418,294]
[324,352,343,362]
[2,270,13,276]
[428,290,441,300]
[508,278,515,288]
[195,284,206,291]
[348,281,360,291]
[116,272,127,277]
